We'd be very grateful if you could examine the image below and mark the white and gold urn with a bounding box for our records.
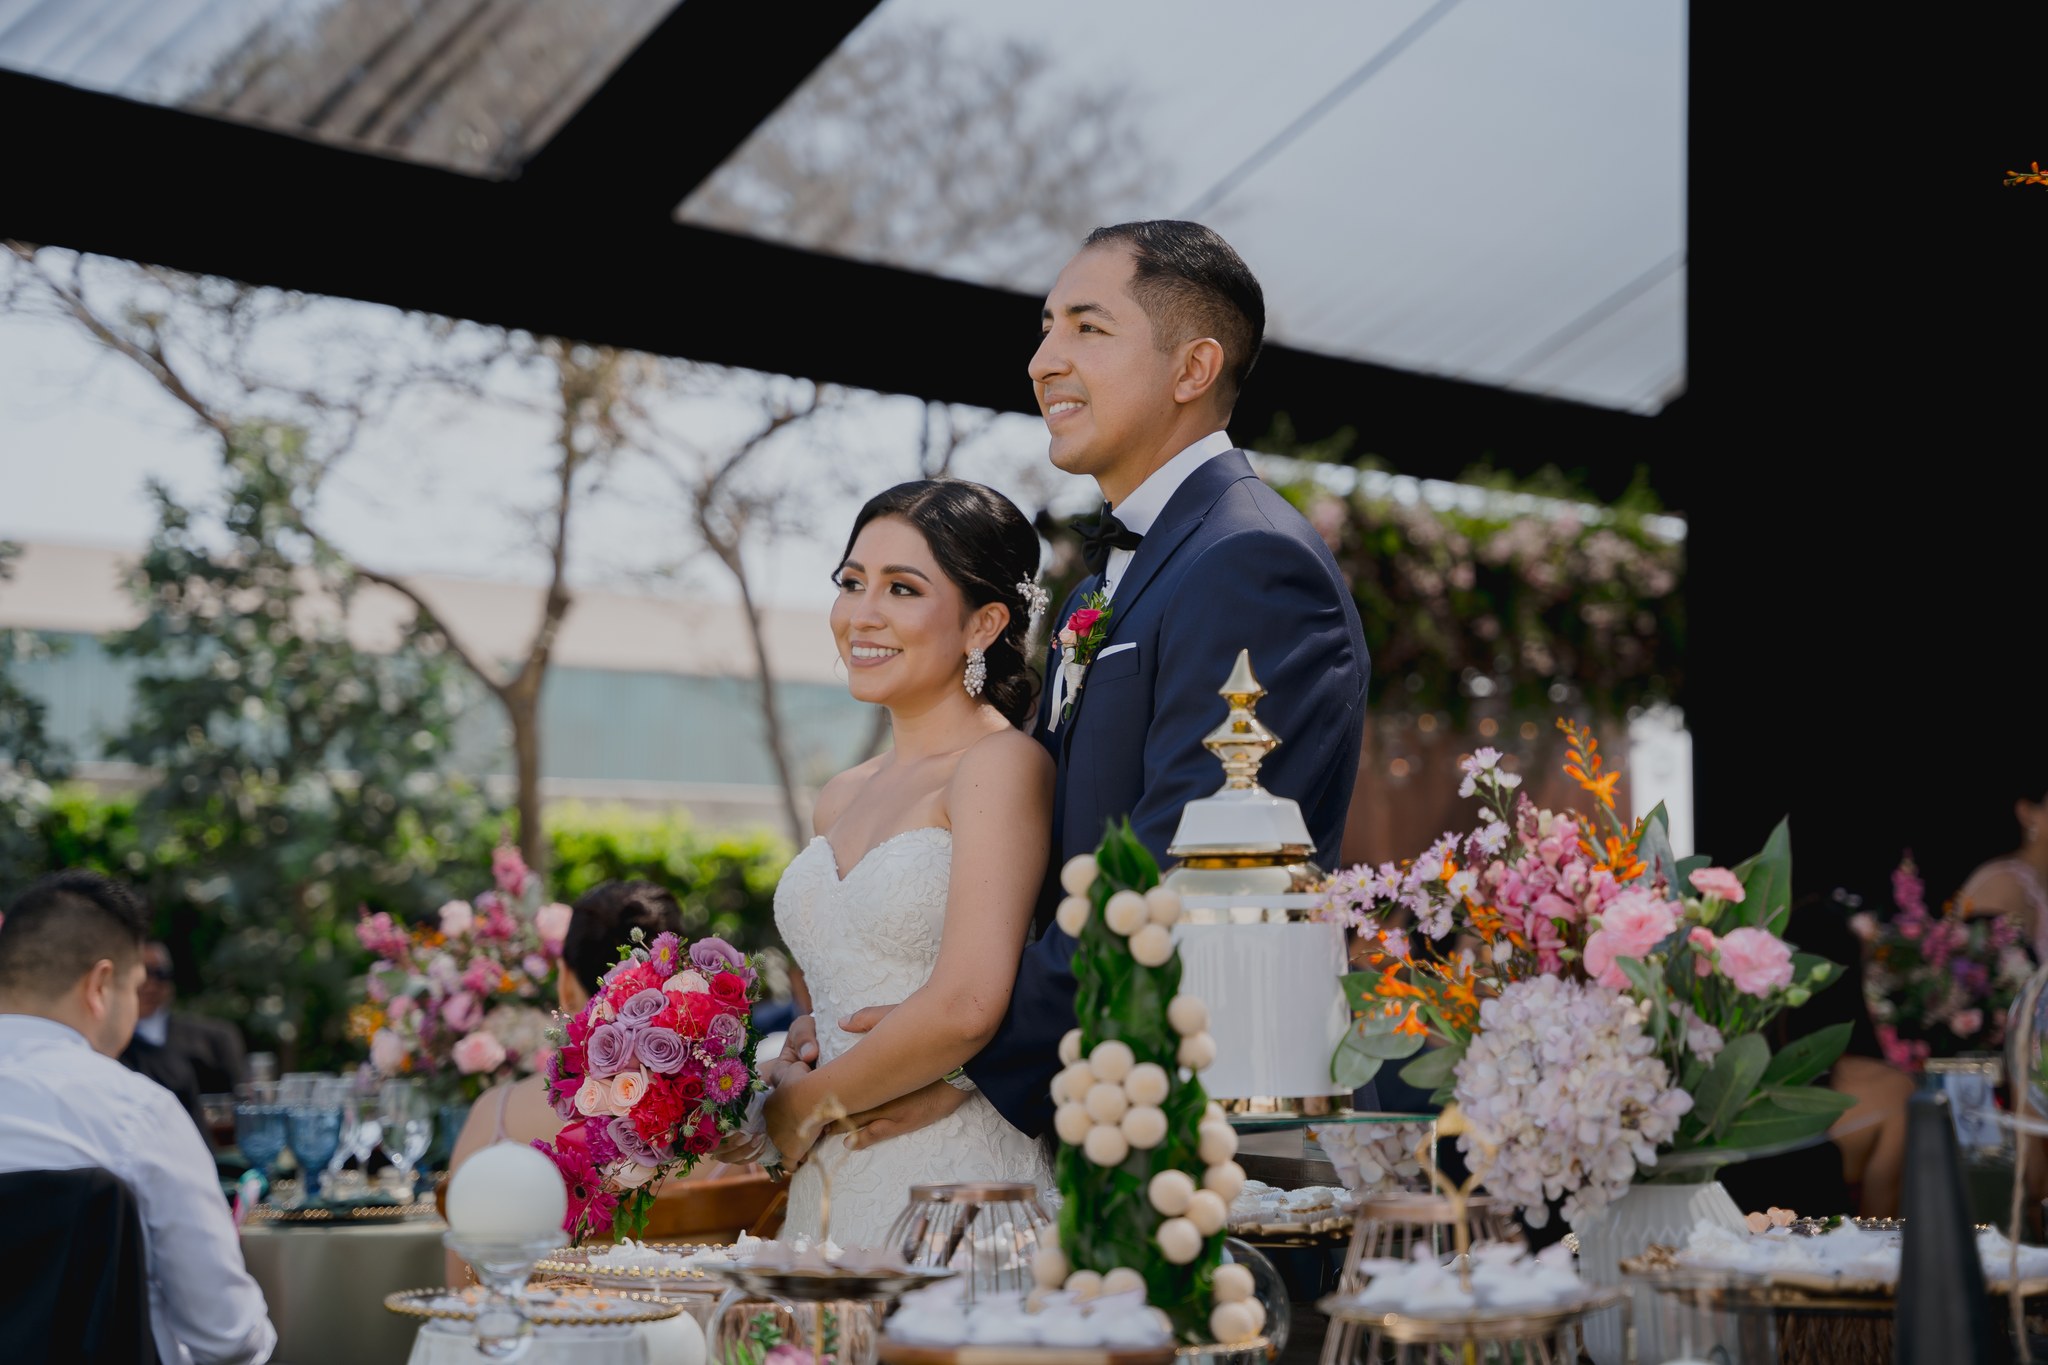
[1161,651,1352,1114]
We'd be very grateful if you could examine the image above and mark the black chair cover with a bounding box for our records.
[0,1167,158,1365]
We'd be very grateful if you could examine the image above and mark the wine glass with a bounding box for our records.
[234,1087,288,1197]
[286,1092,345,1206]
[378,1079,434,1195]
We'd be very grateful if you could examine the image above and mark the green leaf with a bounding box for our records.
[1331,1035,1388,1090]
[1398,1040,1467,1093]
[1341,970,1383,1014]
[1757,1086,1857,1118]
[1675,853,1713,883]
[1619,954,1671,1051]
[1690,1032,1768,1140]
[1729,818,1793,934]
[1757,1022,1851,1089]
[1714,1100,1845,1154]
[1635,802,1679,887]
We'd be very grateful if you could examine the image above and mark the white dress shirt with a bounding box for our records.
[135,1006,170,1047]
[1099,429,1235,600]
[0,1014,276,1365]
[1048,430,1234,727]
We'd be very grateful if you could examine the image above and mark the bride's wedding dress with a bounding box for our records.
[774,826,1053,1247]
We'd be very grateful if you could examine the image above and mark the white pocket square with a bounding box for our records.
[1096,642,1137,659]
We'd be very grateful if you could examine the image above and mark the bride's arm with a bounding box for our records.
[766,730,1052,1161]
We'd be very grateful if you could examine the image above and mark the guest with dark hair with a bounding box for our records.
[0,871,275,1365]
[1719,894,1912,1218]
[120,940,246,1145]
[1958,783,2048,959]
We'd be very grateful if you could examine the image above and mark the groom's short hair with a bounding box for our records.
[1083,220,1265,405]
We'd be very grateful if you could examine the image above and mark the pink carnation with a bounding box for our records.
[535,903,573,955]
[1717,927,1794,997]
[1599,889,1678,956]
[452,1030,508,1075]
[1688,867,1746,903]
[1688,926,1719,977]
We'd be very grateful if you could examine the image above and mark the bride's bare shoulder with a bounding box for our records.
[813,754,889,836]
[952,726,1054,789]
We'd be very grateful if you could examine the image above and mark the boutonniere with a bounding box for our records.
[1055,590,1113,726]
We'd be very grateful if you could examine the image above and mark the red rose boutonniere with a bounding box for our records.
[1053,589,1113,728]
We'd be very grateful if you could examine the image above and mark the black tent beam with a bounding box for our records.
[517,0,886,213]
[0,67,1668,503]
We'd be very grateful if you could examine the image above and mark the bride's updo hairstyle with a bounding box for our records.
[839,480,1042,729]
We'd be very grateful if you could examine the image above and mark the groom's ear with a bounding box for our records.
[1172,336,1229,411]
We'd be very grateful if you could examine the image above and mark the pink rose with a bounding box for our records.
[442,990,483,1033]
[1688,926,1719,977]
[608,1068,651,1112]
[1689,867,1746,902]
[452,1030,508,1075]
[1951,1008,1984,1038]
[370,1028,406,1075]
[439,899,475,937]
[1717,927,1794,997]
[535,902,573,955]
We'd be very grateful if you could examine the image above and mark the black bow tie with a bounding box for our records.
[1072,505,1144,576]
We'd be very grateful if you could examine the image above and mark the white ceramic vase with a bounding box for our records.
[1569,1179,1745,1365]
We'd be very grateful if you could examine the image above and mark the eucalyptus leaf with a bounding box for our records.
[1399,1040,1467,1093]
[1341,971,1384,1014]
[1675,853,1712,882]
[1635,801,1679,887]
[1331,1035,1388,1090]
[1758,1085,1857,1118]
[1730,818,1793,934]
[1758,1022,1851,1089]
[1715,1100,1843,1154]
[1690,1032,1768,1140]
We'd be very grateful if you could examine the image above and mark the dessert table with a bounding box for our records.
[240,1214,448,1365]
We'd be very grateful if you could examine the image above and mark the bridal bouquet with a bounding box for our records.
[353,844,569,1100]
[1324,721,1848,1225]
[1857,856,2034,1069]
[539,931,763,1240]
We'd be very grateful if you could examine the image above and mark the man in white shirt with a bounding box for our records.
[0,870,276,1365]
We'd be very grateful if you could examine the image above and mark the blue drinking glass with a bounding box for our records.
[286,1106,344,1196]
[235,1103,288,1185]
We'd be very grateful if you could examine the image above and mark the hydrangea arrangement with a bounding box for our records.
[1856,856,2035,1069]
[539,930,762,1240]
[352,843,568,1100]
[1324,720,1850,1224]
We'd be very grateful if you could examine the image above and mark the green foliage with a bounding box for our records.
[545,802,789,957]
[1261,432,1683,724]
[0,540,69,895]
[1059,820,1220,1344]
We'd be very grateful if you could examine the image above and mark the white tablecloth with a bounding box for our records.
[240,1217,449,1365]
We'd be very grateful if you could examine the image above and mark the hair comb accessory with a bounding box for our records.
[1015,578,1051,629]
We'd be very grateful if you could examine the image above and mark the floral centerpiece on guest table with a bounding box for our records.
[1321,721,1850,1226]
[1854,856,2035,1070]
[540,930,762,1240]
[353,844,569,1101]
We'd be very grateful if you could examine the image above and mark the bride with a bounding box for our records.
[762,479,1056,1246]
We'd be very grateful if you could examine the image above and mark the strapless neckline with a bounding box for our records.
[810,826,951,883]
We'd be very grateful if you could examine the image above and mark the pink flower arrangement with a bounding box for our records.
[1860,855,2034,1068]
[352,842,572,1101]
[541,931,761,1240]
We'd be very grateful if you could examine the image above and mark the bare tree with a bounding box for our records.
[1,243,617,874]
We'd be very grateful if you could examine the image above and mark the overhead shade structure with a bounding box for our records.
[0,0,1680,497]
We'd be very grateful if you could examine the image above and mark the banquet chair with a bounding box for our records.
[0,1167,158,1365]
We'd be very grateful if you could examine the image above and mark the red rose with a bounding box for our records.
[673,1073,706,1103]
[681,1108,721,1155]
[710,972,749,1008]
[558,1041,587,1079]
[1066,607,1102,635]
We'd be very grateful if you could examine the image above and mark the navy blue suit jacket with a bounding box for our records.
[965,449,1370,1136]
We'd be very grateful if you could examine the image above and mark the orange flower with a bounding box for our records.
[1558,717,1621,809]
[1394,1007,1430,1037]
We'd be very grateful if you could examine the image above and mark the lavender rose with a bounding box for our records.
[706,1012,747,1054]
[609,1116,673,1167]
[619,988,669,1027]
[587,1021,634,1074]
[688,936,745,974]
[636,1027,686,1074]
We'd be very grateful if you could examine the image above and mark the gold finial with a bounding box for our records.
[1202,649,1280,790]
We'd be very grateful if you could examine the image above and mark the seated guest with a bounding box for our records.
[444,881,770,1284]
[0,871,275,1365]
[1720,895,1912,1219]
[122,941,246,1144]
[1957,783,2048,959]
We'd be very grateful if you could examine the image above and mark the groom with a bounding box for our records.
[780,220,1369,1144]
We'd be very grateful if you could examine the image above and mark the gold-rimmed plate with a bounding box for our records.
[246,1198,439,1226]
[533,1243,726,1287]
[383,1287,682,1326]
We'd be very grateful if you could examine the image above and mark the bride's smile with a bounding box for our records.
[832,514,1005,711]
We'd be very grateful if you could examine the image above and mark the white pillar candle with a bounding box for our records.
[445,1140,569,1242]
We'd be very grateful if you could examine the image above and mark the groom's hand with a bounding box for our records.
[760,1013,820,1089]
[839,1003,897,1034]
[845,1081,971,1151]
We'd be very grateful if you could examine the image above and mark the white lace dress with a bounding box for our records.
[774,827,1053,1247]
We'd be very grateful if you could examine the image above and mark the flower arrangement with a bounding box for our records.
[1855,856,2035,1069]
[539,929,762,1240]
[1036,820,1264,1348]
[353,843,569,1100]
[1323,720,1848,1225]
